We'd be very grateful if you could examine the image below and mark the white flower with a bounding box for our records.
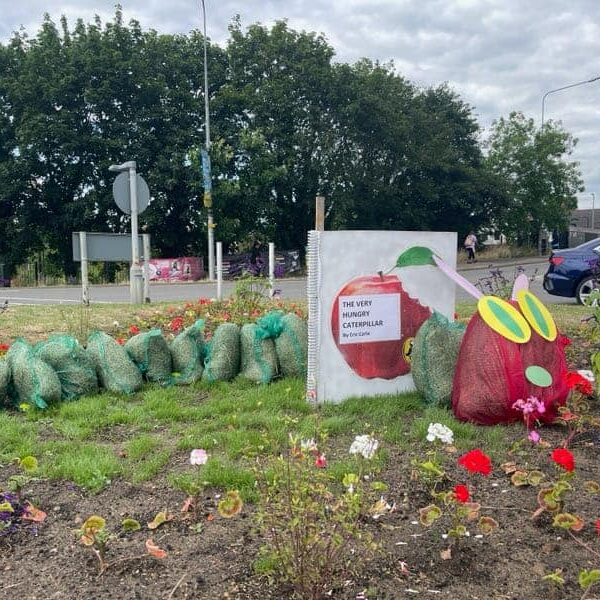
[349,434,379,459]
[577,369,595,383]
[190,448,208,465]
[426,423,454,444]
[301,438,318,452]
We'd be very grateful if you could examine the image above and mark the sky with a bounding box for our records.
[2,0,600,210]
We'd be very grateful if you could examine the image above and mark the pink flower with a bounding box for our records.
[190,449,208,465]
[314,454,327,468]
[528,430,541,444]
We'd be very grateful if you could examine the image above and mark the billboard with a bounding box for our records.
[148,257,204,281]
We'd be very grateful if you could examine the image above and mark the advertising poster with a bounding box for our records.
[148,257,204,281]
[306,230,457,404]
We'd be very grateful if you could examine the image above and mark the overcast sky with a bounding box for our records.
[2,0,600,209]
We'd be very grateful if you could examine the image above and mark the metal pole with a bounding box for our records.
[79,231,89,305]
[592,192,596,230]
[541,75,600,126]
[200,0,215,281]
[142,233,151,303]
[128,162,143,304]
[216,241,222,300]
[268,242,275,294]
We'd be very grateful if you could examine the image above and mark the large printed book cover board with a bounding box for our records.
[306,230,457,404]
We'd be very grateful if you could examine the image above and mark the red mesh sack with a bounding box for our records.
[452,305,569,426]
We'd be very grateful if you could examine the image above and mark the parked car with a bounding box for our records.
[543,237,600,304]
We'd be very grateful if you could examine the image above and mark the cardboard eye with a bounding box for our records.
[516,290,557,342]
[477,296,531,343]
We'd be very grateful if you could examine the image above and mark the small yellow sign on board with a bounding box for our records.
[203,191,212,208]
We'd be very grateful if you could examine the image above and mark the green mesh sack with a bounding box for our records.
[203,323,241,383]
[0,359,10,408]
[125,329,172,384]
[170,320,205,385]
[240,323,278,384]
[7,338,62,409]
[34,334,98,401]
[86,331,143,394]
[411,312,466,407]
[275,313,307,378]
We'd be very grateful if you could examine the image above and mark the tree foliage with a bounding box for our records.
[0,12,581,277]
[485,112,583,245]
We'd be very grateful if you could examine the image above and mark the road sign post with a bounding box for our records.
[110,161,151,304]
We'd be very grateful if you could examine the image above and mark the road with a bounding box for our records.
[0,258,572,306]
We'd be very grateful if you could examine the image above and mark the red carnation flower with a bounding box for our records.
[116,337,125,345]
[129,325,140,335]
[453,484,470,503]
[458,449,492,476]
[551,448,575,472]
[565,372,593,396]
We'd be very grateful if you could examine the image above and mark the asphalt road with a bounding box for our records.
[0,258,573,306]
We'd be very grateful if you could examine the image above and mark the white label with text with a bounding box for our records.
[338,293,401,344]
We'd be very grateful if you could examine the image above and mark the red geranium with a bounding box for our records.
[595,520,600,536]
[453,484,470,503]
[129,325,140,335]
[170,316,184,332]
[565,371,593,396]
[551,448,575,472]
[116,337,125,345]
[458,449,492,476]
[0,343,9,354]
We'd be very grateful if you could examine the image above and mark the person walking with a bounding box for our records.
[464,231,477,263]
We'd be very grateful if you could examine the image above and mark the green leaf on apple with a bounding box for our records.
[395,246,435,268]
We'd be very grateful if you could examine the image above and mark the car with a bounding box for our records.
[543,237,600,304]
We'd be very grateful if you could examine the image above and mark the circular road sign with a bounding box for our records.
[113,172,151,215]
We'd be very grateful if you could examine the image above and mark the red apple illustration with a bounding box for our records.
[331,274,431,379]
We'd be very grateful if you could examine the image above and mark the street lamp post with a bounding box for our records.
[199,0,214,281]
[541,75,600,127]
[591,192,596,230]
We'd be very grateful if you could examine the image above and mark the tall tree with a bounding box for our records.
[485,111,583,245]
[215,19,339,252]
[0,9,227,274]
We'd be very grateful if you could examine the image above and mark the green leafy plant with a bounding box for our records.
[7,455,39,499]
[77,514,167,574]
[418,447,498,557]
[253,434,381,598]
